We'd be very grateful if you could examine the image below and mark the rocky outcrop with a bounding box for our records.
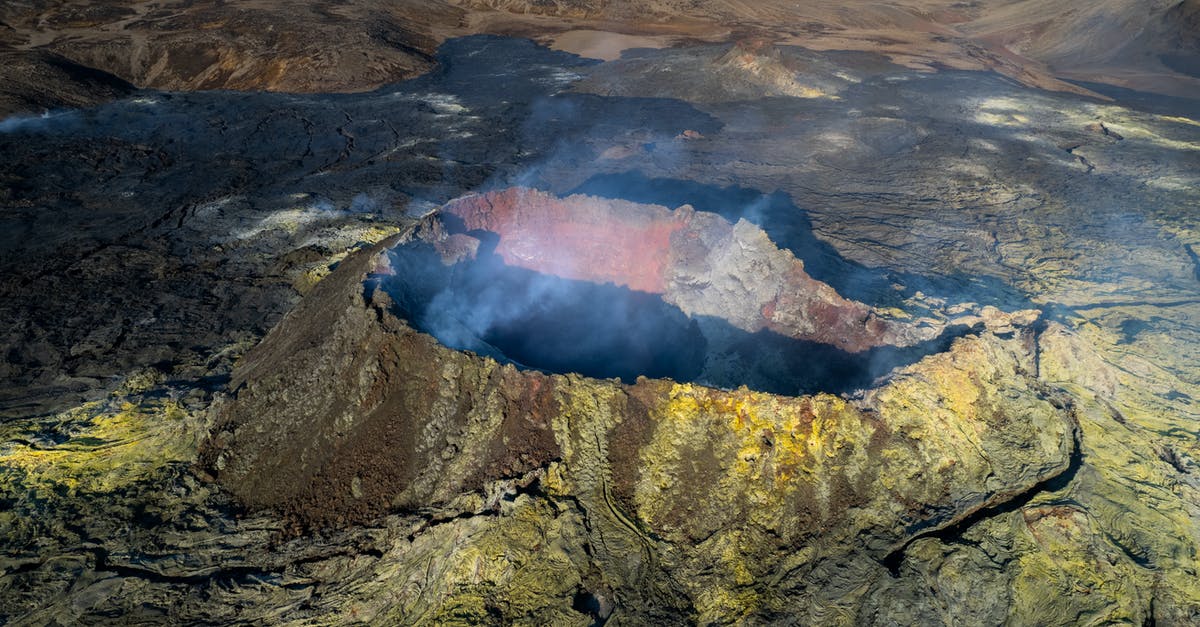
[439,188,927,352]
[0,49,134,118]
[202,237,565,526]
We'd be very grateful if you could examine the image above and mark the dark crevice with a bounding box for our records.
[90,546,283,587]
[1155,443,1191,475]
[404,466,553,542]
[289,546,385,568]
[1184,244,1200,283]
[1102,532,1155,569]
[404,504,499,543]
[1063,145,1095,173]
[882,393,1084,576]
[572,588,612,626]
[1105,400,1130,425]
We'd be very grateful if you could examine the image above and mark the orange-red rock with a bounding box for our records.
[437,188,919,352]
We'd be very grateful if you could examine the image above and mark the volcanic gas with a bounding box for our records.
[378,188,949,394]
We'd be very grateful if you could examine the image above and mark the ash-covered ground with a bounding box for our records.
[1,33,1199,625]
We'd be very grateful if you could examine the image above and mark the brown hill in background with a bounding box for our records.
[2,0,1198,117]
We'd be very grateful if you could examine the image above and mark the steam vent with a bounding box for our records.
[4,2,1200,624]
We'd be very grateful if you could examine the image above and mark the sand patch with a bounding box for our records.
[550,30,676,61]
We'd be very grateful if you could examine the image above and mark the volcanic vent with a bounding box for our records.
[378,188,944,394]
[206,186,1068,543]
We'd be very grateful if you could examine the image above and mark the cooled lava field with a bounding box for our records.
[2,1,1200,624]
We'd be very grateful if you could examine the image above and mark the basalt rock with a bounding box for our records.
[4,27,1200,626]
[0,49,134,118]
[433,188,932,352]
[205,191,1078,620]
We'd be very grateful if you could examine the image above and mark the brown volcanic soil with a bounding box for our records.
[0,0,458,110]
[0,49,134,116]
[2,0,1198,116]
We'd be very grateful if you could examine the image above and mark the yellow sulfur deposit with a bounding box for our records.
[0,396,201,499]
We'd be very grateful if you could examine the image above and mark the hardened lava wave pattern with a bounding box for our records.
[2,3,1200,624]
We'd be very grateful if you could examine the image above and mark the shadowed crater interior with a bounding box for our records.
[385,236,707,383]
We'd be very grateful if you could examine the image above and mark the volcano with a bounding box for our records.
[203,189,1069,538]
[3,4,1199,624]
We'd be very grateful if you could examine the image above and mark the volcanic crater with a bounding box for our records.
[378,187,956,395]
[206,187,1071,546]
